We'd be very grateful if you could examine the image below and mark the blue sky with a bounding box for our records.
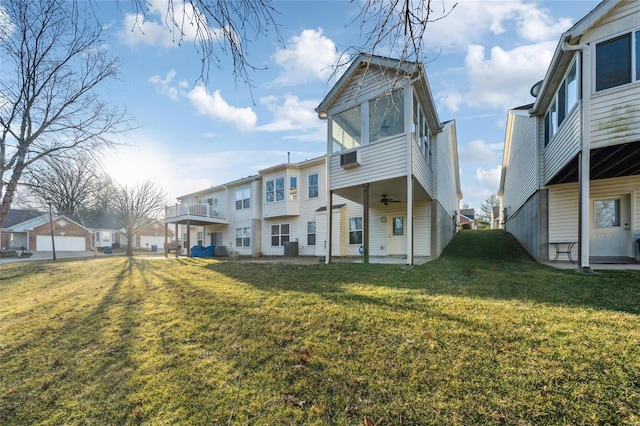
[94,0,600,210]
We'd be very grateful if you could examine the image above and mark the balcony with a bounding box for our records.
[165,203,227,225]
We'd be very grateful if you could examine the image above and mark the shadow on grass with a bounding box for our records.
[205,230,640,315]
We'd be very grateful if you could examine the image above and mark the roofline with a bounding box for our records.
[530,0,620,115]
[316,53,420,117]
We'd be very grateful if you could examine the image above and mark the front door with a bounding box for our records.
[387,215,407,255]
[590,195,632,257]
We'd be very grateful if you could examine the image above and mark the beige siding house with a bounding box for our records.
[165,54,462,264]
[316,54,462,265]
[499,0,640,267]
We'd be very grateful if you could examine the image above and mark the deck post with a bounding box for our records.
[363,183,369,264]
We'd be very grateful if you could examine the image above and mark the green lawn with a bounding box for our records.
[1,230,639,425]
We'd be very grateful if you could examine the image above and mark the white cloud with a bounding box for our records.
[424,0,573,51]
[476,165,502,190]
[149,70,180,101]
[118,0,218,48]
[440,41,555,112]
[269,28,343,87]
[459,140,503,162]
[257,94,320,132]
[187,85,257,131]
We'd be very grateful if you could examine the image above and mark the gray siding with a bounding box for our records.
[503,112,539,213]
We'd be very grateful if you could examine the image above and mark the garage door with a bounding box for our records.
[36,235,86,251]
[140,236,165,249]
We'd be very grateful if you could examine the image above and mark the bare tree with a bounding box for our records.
[0,0,132,227]
[20,154,106,215]
[113,181,167,256]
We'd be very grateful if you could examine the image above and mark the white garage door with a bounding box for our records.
[140,236,165,249]
[36,235,86,251]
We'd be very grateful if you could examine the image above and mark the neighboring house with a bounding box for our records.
[499,0,640,266]
[316,54,462,264]
[491,206,501,230]
[165,54,462,265]
[1,211,91,251]
[78,212,173,250]
[459,208,476,229]
[1,209,42,250]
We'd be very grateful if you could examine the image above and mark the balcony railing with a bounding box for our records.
[165,203,226,221]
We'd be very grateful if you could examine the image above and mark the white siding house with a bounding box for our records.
[316,54,462,265]
[165,54,462,264]
[499,0,640,267]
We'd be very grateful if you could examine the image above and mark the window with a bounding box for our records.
[235,188,250,210]
[392,217,404,236]
[544,60,579,147]
[271,224,290,246]
[595,199,621,228]
[349,217,363,245]
[332,106,361,153]
[307,221,316,246]
[412,90,431,163]
[197,231,203,246]
[636,31,640,81]
[566,62,577,113]
[544,100,557,147]
[290,177,297,201]
[266,178,284,203]
[235,227,250,247]
[207,197,220,216]
[369,90,404,143]
[96,231,100,242]
[308,174,319,199]
[596,33,632,91]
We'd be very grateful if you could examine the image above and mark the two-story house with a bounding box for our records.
[499,0,640,267]
[316,53,462,265]
[165,54,461,264]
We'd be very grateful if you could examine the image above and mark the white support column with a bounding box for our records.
[579,48,591,269]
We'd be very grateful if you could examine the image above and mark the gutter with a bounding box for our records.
[561,36,591,270]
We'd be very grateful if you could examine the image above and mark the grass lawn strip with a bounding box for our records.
[1,230,639,424]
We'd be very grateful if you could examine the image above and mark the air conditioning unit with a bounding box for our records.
[340,150,360,168]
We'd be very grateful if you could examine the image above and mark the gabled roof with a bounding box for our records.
[6,213,90,233]
[530,0,621,115]
[315,53,442,133]
[460,208,475,220]
[1,209,43,228]
[77,212,123,230]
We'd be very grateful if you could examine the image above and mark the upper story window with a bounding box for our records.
[332,106,361,153]
[413,91,431,164]
[206,197,220,215]
[595,30,640,92]
[544,61,578,147]
[266,177,285,203]
[308,174,319,198]
[289,177,297,200]
[369,90,404,143]
[235,188,250,210]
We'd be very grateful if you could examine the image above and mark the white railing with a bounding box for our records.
[165,203,226,220]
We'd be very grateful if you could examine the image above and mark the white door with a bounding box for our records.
[590,195,632,257]
[36,235,86,251]
[387,215,407,255]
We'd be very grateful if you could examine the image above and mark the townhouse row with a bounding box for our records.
[165,54,462,265]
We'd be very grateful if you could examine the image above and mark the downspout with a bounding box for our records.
[562,37,590,270]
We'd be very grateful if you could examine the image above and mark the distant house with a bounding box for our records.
[1,211,91,251]
[491,206,501,229]
[499,0,640,266]
[1,209,171,252]
[1,209,42,250]
[459,208,476,229]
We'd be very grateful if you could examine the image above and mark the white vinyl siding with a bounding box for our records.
[590,84,640,147]
[412,139,432,196]
[413,200,431,256]
[503,112,539,214]
[544,104,581,184]
[433,124,459,217]
[330,135,407,190]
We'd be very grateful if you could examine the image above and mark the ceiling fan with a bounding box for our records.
[380,195,400,205]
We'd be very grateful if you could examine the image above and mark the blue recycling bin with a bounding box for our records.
[104,246,112,254]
